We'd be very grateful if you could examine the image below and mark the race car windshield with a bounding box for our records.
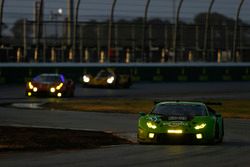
[96,70,113,78]
[33,75,64,83]
[152,104,207,116]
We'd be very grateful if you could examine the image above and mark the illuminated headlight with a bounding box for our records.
[196,133,203,139]
[33,87,38,92]
[167,130,183,134]
[50,87,56,93]
[28,82,34,89]
[56,83,64,90]
[146,121,157,129]
[57,92,62,97]
[83,75,90,83]
[107,76,115,84]
[28,92,32,96]
[148,133,155,139]
[194,123,206,130]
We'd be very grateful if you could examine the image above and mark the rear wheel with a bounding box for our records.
[207,125,218,145]
[209,122,223,144]
[217,120,224,143]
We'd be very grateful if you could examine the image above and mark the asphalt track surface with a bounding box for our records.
[0,82,250,167]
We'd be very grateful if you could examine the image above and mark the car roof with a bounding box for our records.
[156,101,206,106]
[39,73,62,76]
[33,73,65,82]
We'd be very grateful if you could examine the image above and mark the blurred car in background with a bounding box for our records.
[137,101,224,144]
[82,68,132,88]
[25,73,75,97]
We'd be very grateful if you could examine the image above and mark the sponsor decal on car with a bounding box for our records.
[163,121,188,127]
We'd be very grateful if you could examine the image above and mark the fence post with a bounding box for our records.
[34,48,38,62]
[210,26,214,61]
[232,0,245,62]
[17,48,21,63]
[51,47,56,62]
[114,23,119,62]
[125,48,130,63]
[161,49,165,63]
[73,0,80,62]
[148,24,152,62]
[84,48,89,62]
[80,25,83,62]
[141,0,151,62]
[34,0,43,51]
[107,0,117,62]
[131,24,135,62]
[43,27,47,62]
[97,24,100,63]
[195,25,199,60]
[67,0,74,46]
[23,19,27,62]
[203,0,215,62]
[164,24,168,58]
[173,0,184,62]
[0,0,4,38]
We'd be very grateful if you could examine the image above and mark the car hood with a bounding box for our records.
[146,114,194,122]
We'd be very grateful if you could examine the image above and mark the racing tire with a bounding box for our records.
[217,120,224,143]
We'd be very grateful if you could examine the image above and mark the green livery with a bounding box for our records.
[137,101,224,144]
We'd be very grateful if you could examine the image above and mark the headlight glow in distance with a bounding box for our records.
[146,121,157,129]
[194,123,206,130]
[148,133,155,139]
[83,75,90,83]
[28,82,34,89]
[56,83,64,90]
[57,92,62,97]
[33,87,38,92]
[107,76,115,84]
[196,133,203,139]
[50,87,56,93]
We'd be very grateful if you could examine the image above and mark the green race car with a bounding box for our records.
[137,101,224,144]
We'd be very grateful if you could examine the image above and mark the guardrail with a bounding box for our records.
[0,63,250,84]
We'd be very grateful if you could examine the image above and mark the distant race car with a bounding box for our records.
[137,101,224,144]
[82,69,132,88]
[25,73,75,97]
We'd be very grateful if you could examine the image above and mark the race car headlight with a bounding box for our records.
[107,76,115,84]
[83,75,90,83]
[146,121,157,129]
[57,92,62,97]
[148,133,155,138]
[194,123,206,130]
[33,87,38,92]
[28,82,34,89]
[196,133,203,139]
[56,83,64,90]
[50,87,56,93]
[167,130,183,134]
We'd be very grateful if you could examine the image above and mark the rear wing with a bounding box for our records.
[154,100,180,105]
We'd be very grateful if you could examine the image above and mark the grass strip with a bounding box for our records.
[43,98,250,119]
